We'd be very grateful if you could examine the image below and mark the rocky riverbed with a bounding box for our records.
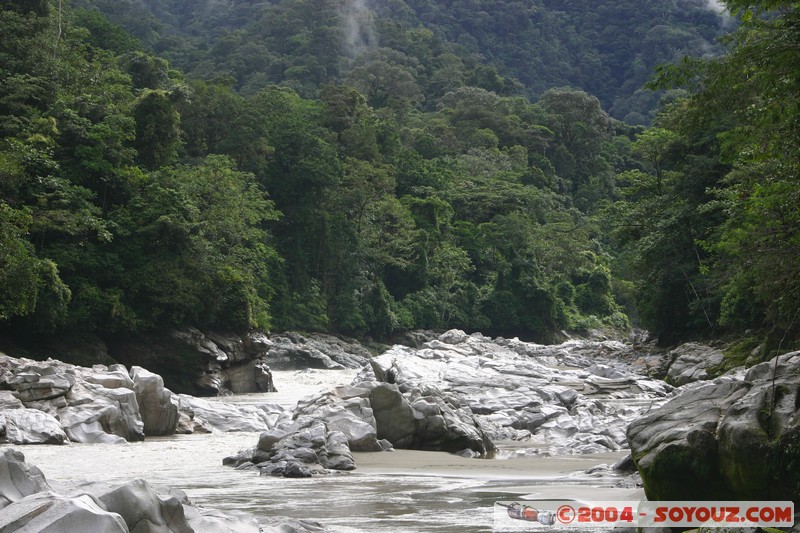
[1,329,799,531]
[225,330,675,478]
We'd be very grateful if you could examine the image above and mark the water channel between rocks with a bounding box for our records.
[14,369,645,533]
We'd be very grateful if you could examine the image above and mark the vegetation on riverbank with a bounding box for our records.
[1,0,797,351]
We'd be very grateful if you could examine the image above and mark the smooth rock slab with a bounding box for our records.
[182,505,262,533]
[717,352,800,500]
[0,491,128,532]
[629,350,800,502]
[84,365,135,390]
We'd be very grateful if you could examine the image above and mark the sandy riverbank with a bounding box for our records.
[355,448,625,477]
[354,447,645,501]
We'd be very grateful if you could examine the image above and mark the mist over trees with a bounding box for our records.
[1,0,797,350]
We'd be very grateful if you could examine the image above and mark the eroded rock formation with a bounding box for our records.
[0,353,285,444]
[627,351,800,501]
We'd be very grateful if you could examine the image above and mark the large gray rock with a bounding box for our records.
[5,361,74,403]
[238,401,366,477]
[317,399,381,452]
[0,491,129,532]
[0,355,157,444]
[628,351,800,501]
[130,367,178,437]
[253,422,357,477]
[1,409,67,445]
[716,353,800,500]
[406,389,494,455]
[82,479,192,533]
[0,449,51,508]
[665,343,726,386]
[627,379,749,500]
[368,383,415,446]
[58,382,144,443]
[294,392,381,452]
[168,329,279,395]
[222,359,277,394]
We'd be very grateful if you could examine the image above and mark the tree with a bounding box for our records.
[0,202,70,327]
[681,1,800,336]
[111,155,280,332]
[631,127,680,195]
[539,88,616,193]
[132,89,180,170]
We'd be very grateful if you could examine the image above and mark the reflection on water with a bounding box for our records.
[7,369,640,532]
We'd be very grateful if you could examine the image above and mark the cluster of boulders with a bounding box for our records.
[364,331,677,455]
[106,329,370,396]
[0,353,283,445]
[227,330,675,477]
[226,377,494,477]
[0,448,327,532]
[627,350,800,502]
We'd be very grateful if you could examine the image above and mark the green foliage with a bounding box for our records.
[0,203,70,327]
[75,0,728,122]
[107,155,279,332]
[132,89,181,169]
[4,0,794,349]
[600,1,800,342]
[74,9,141,55]
[764,424,800,500]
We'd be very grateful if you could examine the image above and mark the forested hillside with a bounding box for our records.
[72,0,729,123]
[1,0,797,353]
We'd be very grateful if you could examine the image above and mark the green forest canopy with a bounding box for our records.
[1,0,798,350]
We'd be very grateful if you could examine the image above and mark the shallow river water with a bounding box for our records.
[12,369,644,532]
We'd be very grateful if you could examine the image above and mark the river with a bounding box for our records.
[13,369,645,532]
